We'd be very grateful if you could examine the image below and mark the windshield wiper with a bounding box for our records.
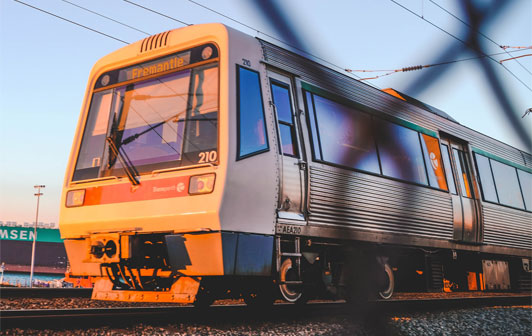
[106,137,140,186]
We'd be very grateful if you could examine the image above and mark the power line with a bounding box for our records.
[13,0,129,44]
[389,0,532,93]
[500,54,532,65]
[428,0,531,76]
[122,0,191,26]
[186,0,364,81]
[60,0,151,36]
[346,48,532,80]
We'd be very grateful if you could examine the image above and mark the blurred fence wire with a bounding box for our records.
[251,0,531,151]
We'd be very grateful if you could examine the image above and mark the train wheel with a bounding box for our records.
[378,263,394,299]
[279,258,303,303]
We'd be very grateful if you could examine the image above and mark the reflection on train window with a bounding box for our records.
[452,148,472,198]
[420,134,448,190]
[184,65,218,154]
[237,66,268,159]
[73,63,219,181]
[305,92,322,161]
[517,170,532,211]
[473,153,498,203]
[490,160,525,209]
[311,94,380,174]
[271,81,298,157]
[73,90,113,180]
[117,69,191,167]
[440,144,457,194]
[376,119,427,185]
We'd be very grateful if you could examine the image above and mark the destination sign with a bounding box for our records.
[95,43,219,89]
[118,51,191,82]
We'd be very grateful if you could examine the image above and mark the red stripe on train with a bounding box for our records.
[83,176,189,205]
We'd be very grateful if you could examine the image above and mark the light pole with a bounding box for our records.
[30,185,45,287]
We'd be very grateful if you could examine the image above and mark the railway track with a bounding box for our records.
[0,287,92,298]
[2,293,530,330]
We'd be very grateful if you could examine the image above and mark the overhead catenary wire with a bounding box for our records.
[186,0,364,81]
[346,48,532,80]
[122,0,191,27]
[428,0,532,76]
[389,0,532,93]
[60,0,151,36]
[501,46,532,50]
[499,54,532,65]
[13,0,130,44]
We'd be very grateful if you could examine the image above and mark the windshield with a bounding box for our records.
[73,63,218,181]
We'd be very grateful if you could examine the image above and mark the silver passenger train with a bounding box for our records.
[59,24,531,305]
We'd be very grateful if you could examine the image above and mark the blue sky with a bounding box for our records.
[0,0,530,225]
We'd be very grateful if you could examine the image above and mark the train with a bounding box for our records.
[59,23,531,306]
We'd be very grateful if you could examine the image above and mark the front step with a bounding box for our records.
[91,276,200,303]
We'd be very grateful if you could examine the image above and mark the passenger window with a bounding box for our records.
[271,82,298,157]
[491,160,525,209]
[304,92,322,160]
[311,94,380,173]
[440,144,457,195]
[420,134,448,190]
[237,66,269,159]
[473,153,498,203]
[452,148,472,198]
[517,170,532,211]
[376,119,427,185]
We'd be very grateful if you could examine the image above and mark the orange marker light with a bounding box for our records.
[189,173,215,195]
[66,189,86,207]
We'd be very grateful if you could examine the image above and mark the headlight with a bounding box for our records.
[189,173,215,195]
[66,189,85,207]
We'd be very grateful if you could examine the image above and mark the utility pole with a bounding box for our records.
[29,185,45,287]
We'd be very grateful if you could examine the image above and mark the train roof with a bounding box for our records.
[382,88,458,123]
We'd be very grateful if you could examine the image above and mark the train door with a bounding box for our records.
[267,71,306,221]
[440,137,481,243]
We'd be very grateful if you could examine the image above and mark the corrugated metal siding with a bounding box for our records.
[259,40,532,168]
[482,205,532,249]
[308,166,454,240]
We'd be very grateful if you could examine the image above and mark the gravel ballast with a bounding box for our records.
[1,303,530,335]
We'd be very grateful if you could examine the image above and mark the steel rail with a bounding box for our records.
[1,294,530,330]
[0,287,92,298]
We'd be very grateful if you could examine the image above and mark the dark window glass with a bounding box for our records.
[491,160,525,209]
[440,144,457,194]
[420,134,448,190]
[237,66,268,158]
[517,169,532,211]
[271,82,298,157]
[452,148,473,198]
[376,119,427,185]
[271,83,293,123]
[474,153,498,203]
[305,91,322,160]
[312,94,380,173]
[279,124,296,156]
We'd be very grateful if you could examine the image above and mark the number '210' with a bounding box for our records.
[198,151,217,163]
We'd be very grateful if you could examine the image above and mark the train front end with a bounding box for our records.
[59,24,236,303]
